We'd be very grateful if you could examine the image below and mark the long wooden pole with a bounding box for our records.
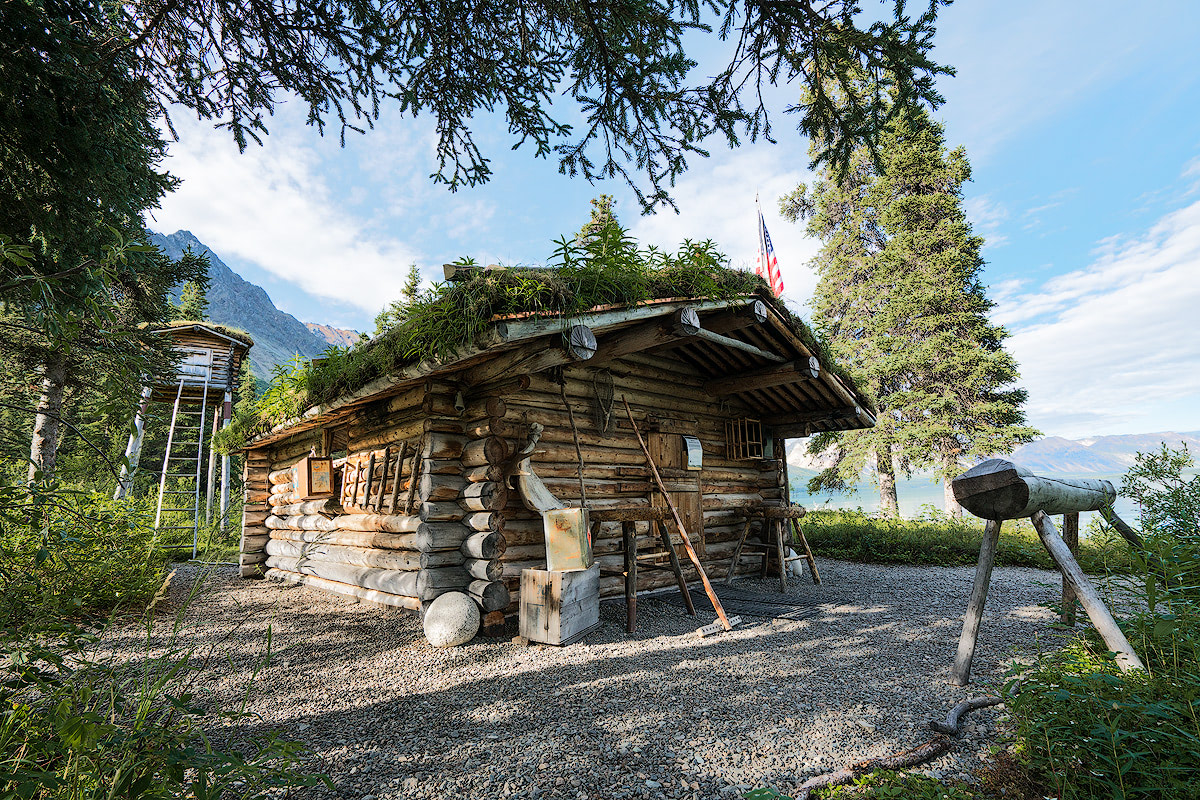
[1031,511,1144,673]
[949,518,1002,686]
[622,396,731,630]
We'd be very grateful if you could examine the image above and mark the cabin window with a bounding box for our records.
[725,418,764,460]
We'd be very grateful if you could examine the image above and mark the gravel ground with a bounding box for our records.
[102,560,1077,799]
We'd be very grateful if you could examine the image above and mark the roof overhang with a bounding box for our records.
[244,295,873,450]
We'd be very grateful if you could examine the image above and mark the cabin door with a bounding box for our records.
[648,433,705,556]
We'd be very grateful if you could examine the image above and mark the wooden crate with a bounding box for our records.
[291,456,334,500]
[519,565,600,646]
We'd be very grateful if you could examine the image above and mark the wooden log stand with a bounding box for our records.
[589,507,695,634]
[948,459,1144,686]
[726,505,819,590]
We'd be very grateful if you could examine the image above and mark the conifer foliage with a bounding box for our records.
[782,110,1037,516]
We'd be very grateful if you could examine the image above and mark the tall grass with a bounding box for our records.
[803,508,1134,573]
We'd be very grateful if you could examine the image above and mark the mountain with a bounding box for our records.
[150,230,352,380]
[786,430,1200,477]
[1011,431,1200,474]
[306,322,362,348]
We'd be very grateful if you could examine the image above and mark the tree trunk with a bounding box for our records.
[942,451,963,518]
[876,446,899,517]
[28,353,69,483]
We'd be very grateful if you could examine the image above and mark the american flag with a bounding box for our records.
[755,208,784,297]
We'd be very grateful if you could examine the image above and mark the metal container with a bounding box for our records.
[543,507,593,571]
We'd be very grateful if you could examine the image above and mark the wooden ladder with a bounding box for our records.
[153,353,212,559]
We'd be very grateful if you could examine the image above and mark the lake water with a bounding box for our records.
[789,473,1143,534]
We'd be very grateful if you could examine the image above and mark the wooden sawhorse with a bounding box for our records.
[727,505,820,591]
[590,507,696,633]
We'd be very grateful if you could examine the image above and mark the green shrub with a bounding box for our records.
[1,575,327,799]
[0,487,165,623]
[1004,445,1200,799]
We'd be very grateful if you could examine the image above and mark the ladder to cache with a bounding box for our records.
[153,350,213,559]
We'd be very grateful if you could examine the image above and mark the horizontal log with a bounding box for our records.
[241,563,266,578]
[265,538,424,571]
[268,499,339,517]
[468,579,511,612]
[953,459,1117,520]
[265,568,421,610]
[462,436,510,467]
[266,556,463,600]
[588,507,671,522]
[241,534,270,552]
[462,511,504,532]
[420,473,466,502]
[464,558,504,581]
[463,463,506,483]
[271,482,295,495]
[267,514,336,532]
[240,551,268,565]
[465,417,522,440]
[461,481,508,512]
[703,357,820,396]
[269,468,293,485]
[422,432,467,460]
[267,523,467,552]
[420,501,464,522]
[461,530,507,560]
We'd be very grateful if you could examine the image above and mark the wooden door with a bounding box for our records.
[648,433,704,556]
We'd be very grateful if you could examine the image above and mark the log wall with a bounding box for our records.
[472,352,784,614]
[242,353,788,628]
[245,380,482,615]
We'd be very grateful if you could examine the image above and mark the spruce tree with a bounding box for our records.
[177,278,209,320]
[782,109,1037,516]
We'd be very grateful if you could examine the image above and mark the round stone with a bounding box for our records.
[422,592,480,647]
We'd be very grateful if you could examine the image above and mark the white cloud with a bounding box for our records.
[1001,199,1200,436]
[150,115,423,314]
[629,144,822,314]
[964,194,1009,249]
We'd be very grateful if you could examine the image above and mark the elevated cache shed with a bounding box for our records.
[238,280,874,634]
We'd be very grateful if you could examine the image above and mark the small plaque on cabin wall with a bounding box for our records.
[292,456,334,500]
[683,436,703,470]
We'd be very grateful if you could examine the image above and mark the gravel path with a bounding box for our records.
[103,560,1074,799]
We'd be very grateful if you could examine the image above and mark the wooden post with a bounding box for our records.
[205,405,220,526]
[727,518,754,584]
[656,519,696,616]
[949,519,1002,686]
[218,390,233,532]
[622,396,731,630]
[1061,512,1079,626]
[774,520,787,592]
[623,521,637,633]
[790,519,821,585]
[1031,511,1144,672]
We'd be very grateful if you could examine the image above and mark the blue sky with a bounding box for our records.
[149,1,1200,440]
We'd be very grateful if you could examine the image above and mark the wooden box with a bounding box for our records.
[519,565,600,646]
[291,456,334,500]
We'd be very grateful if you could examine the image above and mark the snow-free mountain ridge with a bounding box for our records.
[151,230,359,380]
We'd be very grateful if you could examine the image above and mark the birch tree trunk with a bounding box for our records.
[28,354,69,483]
[877,445,899,517]
[942,451,963,518]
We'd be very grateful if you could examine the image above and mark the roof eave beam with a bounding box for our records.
[703,356,820,396]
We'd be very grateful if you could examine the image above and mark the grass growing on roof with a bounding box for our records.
[214,216,852,453]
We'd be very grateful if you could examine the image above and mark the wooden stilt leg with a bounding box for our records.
[726,517,754,584]
[791,519,821,585]
[1061,512,1079,626]
[775,520,788,592]
[657,520,695,616]
[950,519,1002,686]
[1031,511,1143,672]
[622,521,637,634]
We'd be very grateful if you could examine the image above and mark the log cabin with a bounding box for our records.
[237,271,875,640]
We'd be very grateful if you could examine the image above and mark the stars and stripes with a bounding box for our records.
[755,208,784,297]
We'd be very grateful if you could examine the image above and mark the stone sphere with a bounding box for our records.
[423,592,480,647]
